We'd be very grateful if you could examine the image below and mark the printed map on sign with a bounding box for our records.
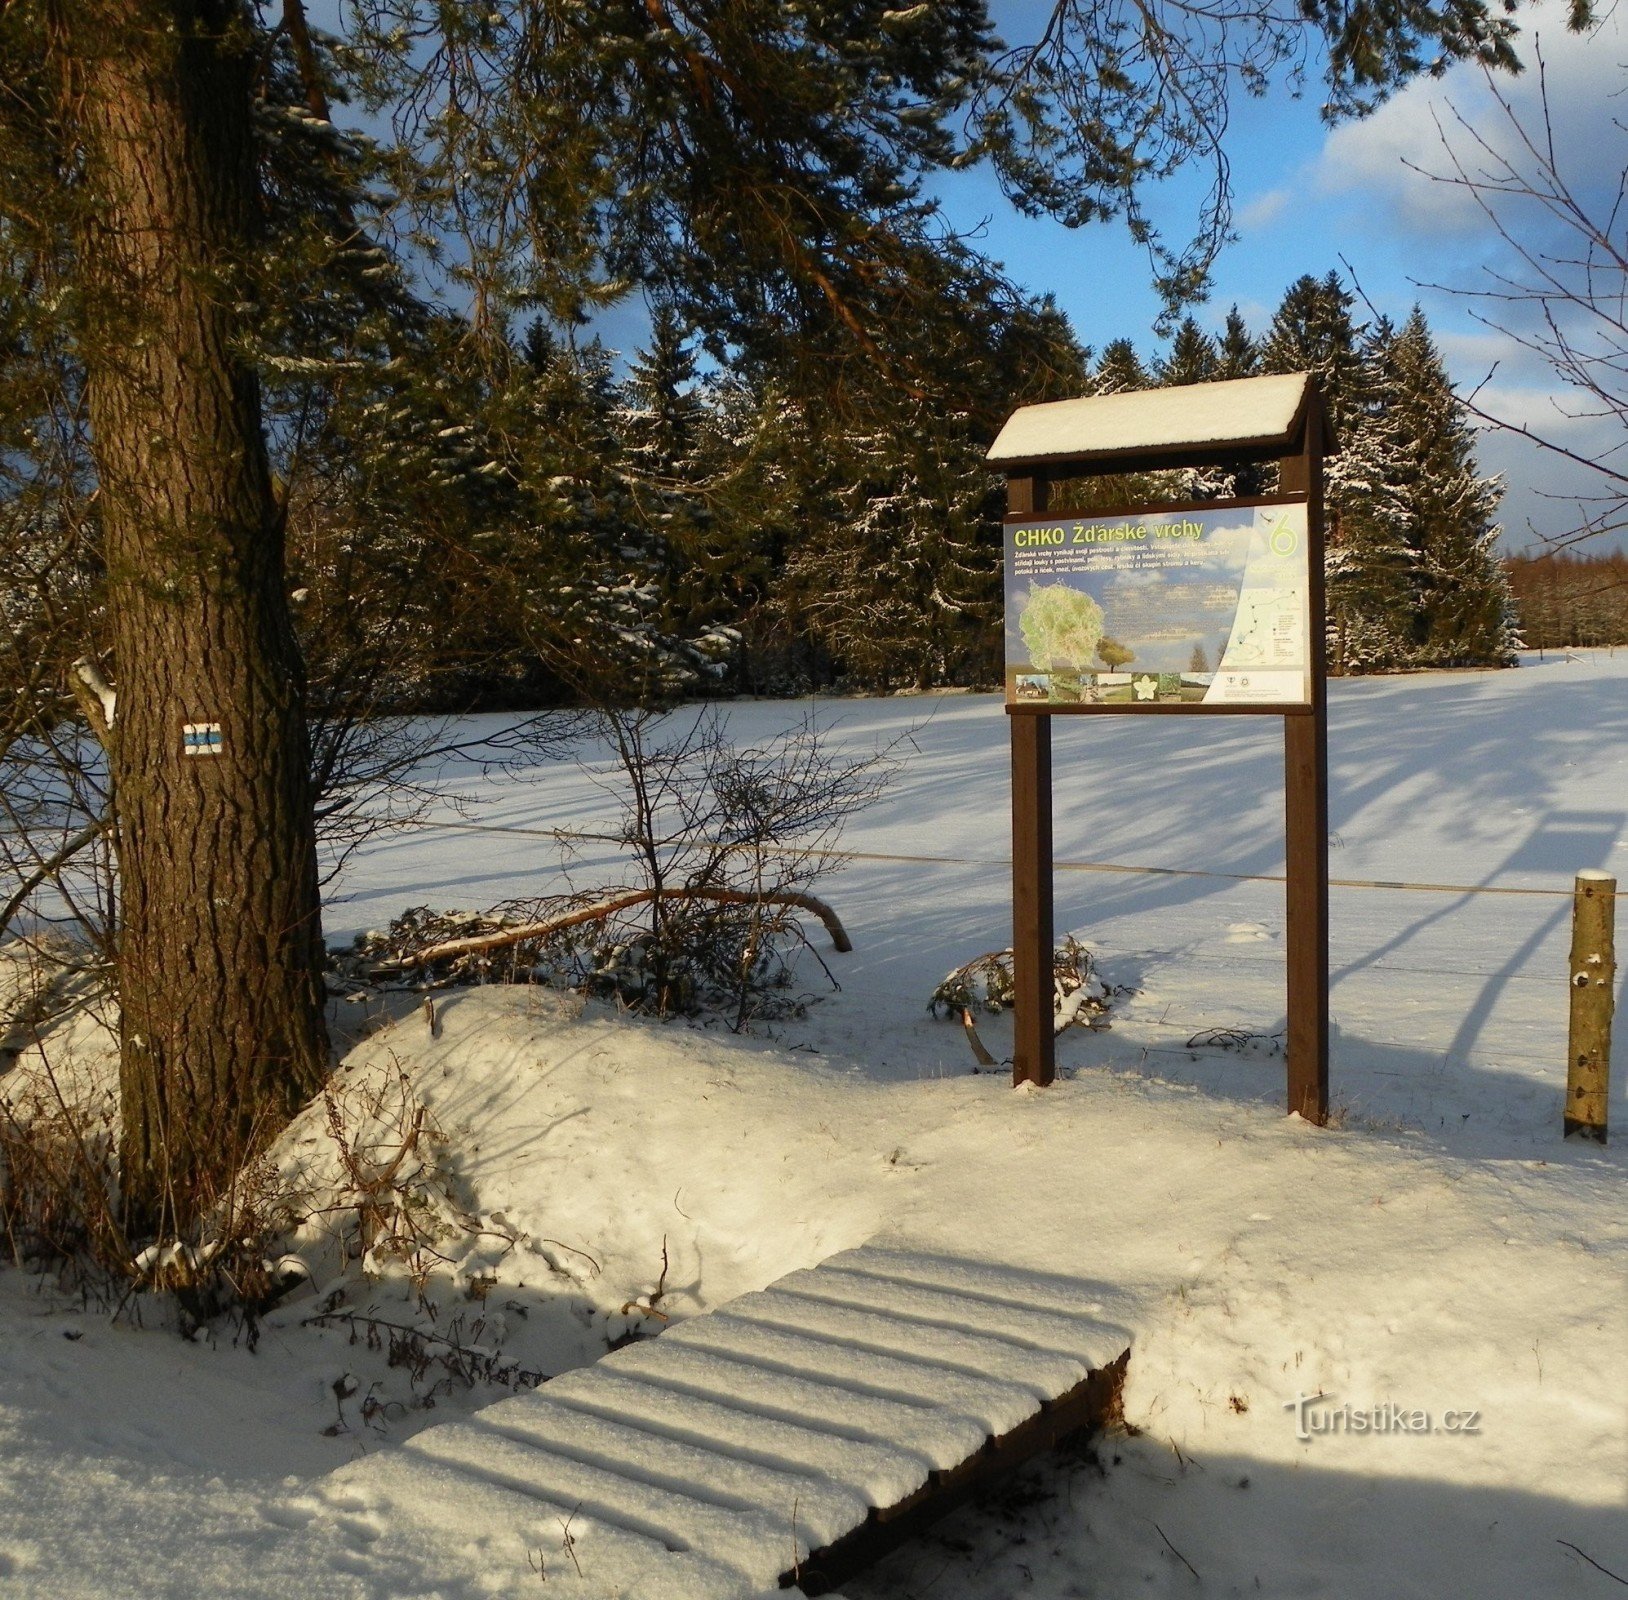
[1004,502,1311,709]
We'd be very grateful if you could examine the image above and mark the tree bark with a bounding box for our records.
[50,0,329,1237]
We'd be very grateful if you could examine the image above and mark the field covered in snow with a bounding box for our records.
[1,652,1625,1598]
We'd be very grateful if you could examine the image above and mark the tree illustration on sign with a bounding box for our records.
[1097,635,1135,669]
[1019,584,1105,670]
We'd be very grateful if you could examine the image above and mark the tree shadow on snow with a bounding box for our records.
[843,1432,1628,1600]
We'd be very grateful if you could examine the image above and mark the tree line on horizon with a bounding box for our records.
[1504,550,1628,648]
[329,269,1514,703]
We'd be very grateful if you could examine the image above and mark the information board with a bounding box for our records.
[1004,500,1311,710]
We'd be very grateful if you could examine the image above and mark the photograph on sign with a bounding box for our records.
[1004,501,1310,710]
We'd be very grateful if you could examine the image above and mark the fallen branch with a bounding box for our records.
[1558,1541,1628,1587]
[399,886,853,965]
[1154,1521,1201,1582]
[960,1007,997,1067]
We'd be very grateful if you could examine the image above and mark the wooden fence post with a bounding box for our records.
[1565,870,1616,1142]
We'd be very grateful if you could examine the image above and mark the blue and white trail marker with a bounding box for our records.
[181,721,223,757]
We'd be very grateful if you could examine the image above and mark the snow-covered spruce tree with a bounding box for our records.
[1094,338,1152,395]
[1263,291,1513,672]
[1207,306,1273,496]
[1216,307,1262,380]
[771,265,1088,690]
[1324,317,1419,672]
[491,326,735,705]
[1156,317,1221,386]
[615,307,762,675]
[1383,309,1516,667]
[618,305,710,492]
[1262,272,1365,434]
[786,409,1000,691]
[1263,272,1386,667]
[1156,318,1238,499]
[689,374,828,693]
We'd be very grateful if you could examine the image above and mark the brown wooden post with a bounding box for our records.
[1279,408,1330,1124]
[1008,471,1055,1088]
[1565,870,1616,1142]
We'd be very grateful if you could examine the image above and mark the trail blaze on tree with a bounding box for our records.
[49,0,328,1234]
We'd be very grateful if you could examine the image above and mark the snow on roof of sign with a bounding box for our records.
[986,372,1317,466]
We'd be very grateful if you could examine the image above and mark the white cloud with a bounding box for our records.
[1315,0,1628,236]
[1473,382,1617,437]
[1433,327,1518,372]
[1237,187,1292,231]
[1318,97,1486,233]
[1299,0,1628,548]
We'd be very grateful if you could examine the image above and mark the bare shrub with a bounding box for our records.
[300,1060,523,1302]
[0,1027,529,1370]
[340,706,896,1029]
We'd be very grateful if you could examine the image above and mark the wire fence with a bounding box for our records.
[372,815,1621,901]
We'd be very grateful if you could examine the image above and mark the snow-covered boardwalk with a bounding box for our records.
[325,1246,1132,1598]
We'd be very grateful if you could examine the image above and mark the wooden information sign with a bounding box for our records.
[988,373,1331,1123]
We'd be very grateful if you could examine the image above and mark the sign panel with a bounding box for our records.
[1004,500,1311,710]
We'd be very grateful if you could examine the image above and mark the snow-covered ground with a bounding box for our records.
[2,652,1625,1598]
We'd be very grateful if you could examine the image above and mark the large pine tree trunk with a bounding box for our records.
[54,0,329,1236]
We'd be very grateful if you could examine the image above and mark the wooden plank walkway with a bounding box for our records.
[324,1246,1132,1598]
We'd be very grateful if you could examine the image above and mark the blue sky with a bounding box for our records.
[951,0,1628,553]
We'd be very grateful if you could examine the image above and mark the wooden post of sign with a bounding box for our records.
[1279,415,1330,1124]
[1009,471,1055,1088]
[1565,869,1616,1142]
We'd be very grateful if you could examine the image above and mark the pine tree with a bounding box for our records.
[1156,317,1220,386]
[1324,317,1418,670]
[31,1,330,1232]
[1262,272,1364,434]
[1216,307,1261,379]
[1385,309,1515,666]
[1095,338,1152,394]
